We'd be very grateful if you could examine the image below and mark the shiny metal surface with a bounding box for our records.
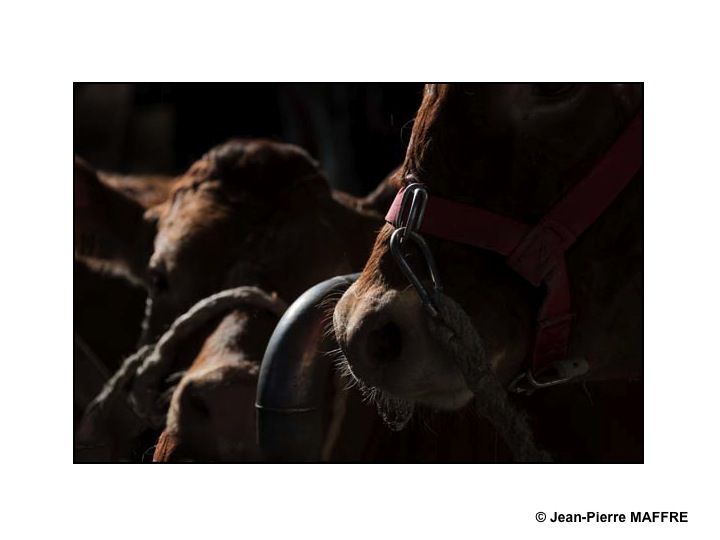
[256,273,359,461]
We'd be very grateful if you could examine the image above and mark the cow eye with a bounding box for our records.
[149,267,169,294]
[531,83,579,99]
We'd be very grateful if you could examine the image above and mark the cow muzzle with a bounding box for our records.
[162,364,260,462]
[334,282,472,411]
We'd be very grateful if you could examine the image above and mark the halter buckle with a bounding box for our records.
[392,182,429,233]
[389,183,443,317]
[508,357,589,395]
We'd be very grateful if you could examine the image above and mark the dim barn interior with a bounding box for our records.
[74,83,643,463]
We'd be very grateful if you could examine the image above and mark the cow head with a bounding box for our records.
[76,139,347,343]
[333,84,643,417]
[153,307,278,462]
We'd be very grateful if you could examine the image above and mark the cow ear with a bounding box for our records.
[271,143,330,200]
[360,166,403,215]
[74,156,156,286]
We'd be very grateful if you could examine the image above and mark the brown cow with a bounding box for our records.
[75,139,381,461]
[76,140,378,343]
[333,84,643,461]
[75,168,176,359]
[75,165,175,431]
[151,168,400,462]
[153,305,279,462]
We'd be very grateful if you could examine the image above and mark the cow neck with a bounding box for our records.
[385,112,643,390]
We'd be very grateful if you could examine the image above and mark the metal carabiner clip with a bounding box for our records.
[389,183,443,317]
[393,182,429,232]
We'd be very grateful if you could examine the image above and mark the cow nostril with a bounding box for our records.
[366,321,403,364]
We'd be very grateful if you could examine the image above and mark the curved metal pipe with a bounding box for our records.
[256,273,359,461]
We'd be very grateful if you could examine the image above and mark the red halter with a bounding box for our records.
[385,112,643,390]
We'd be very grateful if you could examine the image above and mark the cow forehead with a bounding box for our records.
[160,178,238,227]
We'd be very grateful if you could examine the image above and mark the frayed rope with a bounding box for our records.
[77,287,287,441]
[427,293,552,462]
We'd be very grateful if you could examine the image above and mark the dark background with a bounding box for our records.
[74,83,424,195]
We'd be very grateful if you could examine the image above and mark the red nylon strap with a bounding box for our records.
[507,112,644,286]
[386,193,530,256]
[385,112,642,375]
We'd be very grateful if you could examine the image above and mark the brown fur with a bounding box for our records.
[154,308,278,462]
[98,171,176,209]
[334,84,643,461]
[74,165,176,441]
[76,139,380,341]
[76,139,382,461]
[332,166,402,218]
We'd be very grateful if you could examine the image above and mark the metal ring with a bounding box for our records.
[390,227,443,317]
[395,183,429,232]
